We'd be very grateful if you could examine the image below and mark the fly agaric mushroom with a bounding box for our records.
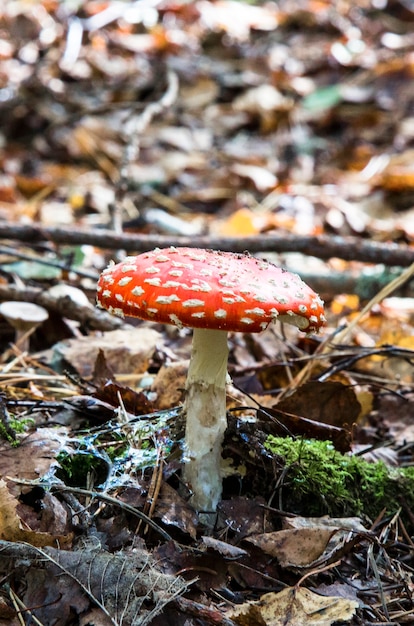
[96,247,325,515]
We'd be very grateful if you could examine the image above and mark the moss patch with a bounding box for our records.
[264,437,414,524]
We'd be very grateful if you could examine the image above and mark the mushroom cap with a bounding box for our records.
[46,284,92,308]
[0,301,49,331]
[96,247,326,333]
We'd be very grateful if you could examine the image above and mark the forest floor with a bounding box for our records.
[0,1,414,624]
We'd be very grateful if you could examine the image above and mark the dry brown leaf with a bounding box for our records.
[283,516,367,533]
[55,327,162,377]
[227,587,359,626]
[275,381,361,430]
[246,528,335,568]
[153,482,198,540]
[0,427,68,488]
[0,479,71,547]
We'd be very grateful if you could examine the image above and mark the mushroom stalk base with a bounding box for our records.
[182,328,229,516]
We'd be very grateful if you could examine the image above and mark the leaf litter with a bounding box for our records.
[0,0,414,624]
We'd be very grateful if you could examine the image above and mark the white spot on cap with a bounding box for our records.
[192,312,206,318]
[102,274,115,284]
[214,309,227,319]
[189,280,212,292]
[169,314,183,328]
[183,299,205,307]
[121,264,136,273]
[245,307,266,316]
[155,254,170,262]
[188,251,206,261]
[156,295,181,304]
[172,261,193,269]
[241,317,254,324]
[298,304,308,313]
[115,293,124,303]
[168,269,183,277]
[163,280,182,289]
[144,278,162,286]
[219,278,237,288]
[102,260,115,271]
[118,276,132,286]
[145,266,160,274]
[132,286,145,296]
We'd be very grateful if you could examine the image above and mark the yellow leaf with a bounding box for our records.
[219,208,260,236]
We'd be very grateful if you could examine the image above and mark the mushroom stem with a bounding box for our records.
[182,328,229,514]
[14,328,32,354]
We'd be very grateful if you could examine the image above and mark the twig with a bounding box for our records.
[8,587,44,626]
[138,444,164,536]
[0,284,130,331]
[174,597,237,626]
[0,223,413,265]
[47,483,173,541]
[6,478,173,542]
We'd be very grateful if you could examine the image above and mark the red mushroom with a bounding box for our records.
[96,247,325,517]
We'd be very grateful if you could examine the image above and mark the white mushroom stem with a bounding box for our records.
[182,328,229,513]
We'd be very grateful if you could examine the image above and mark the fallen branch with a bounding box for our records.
[0,284,130,331]
[0,222,412,266]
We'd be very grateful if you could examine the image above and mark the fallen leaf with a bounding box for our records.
[246,528,335,568]
[0,427,68,489]
[54,327,162,377]
[0,479,71,547]
[219,207,262,236]
[227,587,359,626]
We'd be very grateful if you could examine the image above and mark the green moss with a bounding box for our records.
[264,437,414,524]
[0,415,35,446]
[56,449,110,488]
